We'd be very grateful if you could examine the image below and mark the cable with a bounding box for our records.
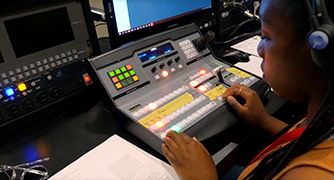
[214,1,260,45]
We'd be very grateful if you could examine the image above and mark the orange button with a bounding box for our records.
[18,83,27,91]
[133,76,139,81]
[198,85,207,92]
[155,121,165,128]
[126,64,133,70]
[115,83,122,89]
[112,77,119,83]
[162,70,168,77]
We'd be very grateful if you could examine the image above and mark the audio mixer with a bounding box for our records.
[89,23,268,154]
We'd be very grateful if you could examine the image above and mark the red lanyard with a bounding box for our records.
[247,126,306,167]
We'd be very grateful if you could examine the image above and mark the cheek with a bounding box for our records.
[262,56,287,88]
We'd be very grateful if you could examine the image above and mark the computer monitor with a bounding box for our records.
[103,0,216,49]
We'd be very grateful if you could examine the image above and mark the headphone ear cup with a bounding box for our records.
[307,29,329,50]
[307,24,334,69]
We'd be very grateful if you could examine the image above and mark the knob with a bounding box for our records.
[175,56,180,62]
[159,63,165,69]
[167,60,173,66]
[151,66,157,73]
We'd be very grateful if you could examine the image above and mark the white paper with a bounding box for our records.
[49,134,179,180]
[231,35,261,57]
[235,55,263,77]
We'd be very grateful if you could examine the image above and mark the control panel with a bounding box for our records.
[90,23,267,154]
[0,1,93,133]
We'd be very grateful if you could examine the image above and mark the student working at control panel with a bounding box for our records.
[162,0,334,179]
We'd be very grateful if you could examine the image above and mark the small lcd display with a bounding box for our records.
[138,43,174,63]
[4,7,75,58]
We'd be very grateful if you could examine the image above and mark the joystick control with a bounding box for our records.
[192,31,215,52]
[212,65,225,83]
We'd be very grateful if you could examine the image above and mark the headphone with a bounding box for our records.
[305,0,334,76]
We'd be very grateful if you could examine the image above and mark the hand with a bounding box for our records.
[222,84,270,127]
[162,131,218,180]
[222,84,288,136]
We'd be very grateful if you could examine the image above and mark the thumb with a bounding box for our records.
[227,96,244,114]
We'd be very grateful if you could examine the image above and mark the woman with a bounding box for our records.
[162,0,334,179]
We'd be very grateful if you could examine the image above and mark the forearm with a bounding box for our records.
[258,115,289,137]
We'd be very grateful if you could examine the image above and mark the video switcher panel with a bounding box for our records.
[89,23,267,154]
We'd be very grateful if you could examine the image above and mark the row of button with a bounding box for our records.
[0,49,79,88]
[190,72,213,84]
[179,39,198,59]
[131,85,190,118]
[158,101,218,139]
[147,95,207,133]
[154,64,184,80]
[240,76,256,86]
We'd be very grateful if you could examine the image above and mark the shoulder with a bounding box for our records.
[280,166,334,180]
[278,140,334,179]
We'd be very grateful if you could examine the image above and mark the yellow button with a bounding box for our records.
[115,83,122,89]
[18,83,27,91]
[133,76,139,81]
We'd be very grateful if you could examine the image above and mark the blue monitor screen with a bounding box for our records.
[113,0,211,35]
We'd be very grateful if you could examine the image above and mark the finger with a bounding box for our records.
[162,143,176,162]
[166,131,188,145]
[193,137,211,156]
[226,95,245,114]
[163,135,179,152]
[222,84,243,98]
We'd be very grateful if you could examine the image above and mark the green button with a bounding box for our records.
[121,81,128,86]
[109,71,115,77]
[115,69,121,74]
[118,75,125,80]
[121,67,127,72]
[124,72,130,78]
[127,78,134,84]
[170,125,182,133]
[130,70,136,75]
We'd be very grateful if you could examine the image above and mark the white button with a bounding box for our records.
[143,106,150,111]
[210,101,217,106]
[161,118,170,123]
[160,133,167,139]
[186,116,193,122]
[182,85,189,91]
[148,125,157,132]
[155,75,160,80]
[190,100,197,106]
[184,104,191,111]
[199,95,206,101]
[178,64,183,69]
[138,109,145,114]
[196,109,203,115]
[180,107,187,114]
[154,100,161,106]
[132,112,140,118]
[170,68,176,72]
[169,113,177,120]
[176,109,183,115]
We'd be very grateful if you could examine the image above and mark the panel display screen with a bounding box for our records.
[138,43,174,63]
[4,7,75,58]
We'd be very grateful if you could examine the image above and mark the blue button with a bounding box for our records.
[5,87,14,96]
